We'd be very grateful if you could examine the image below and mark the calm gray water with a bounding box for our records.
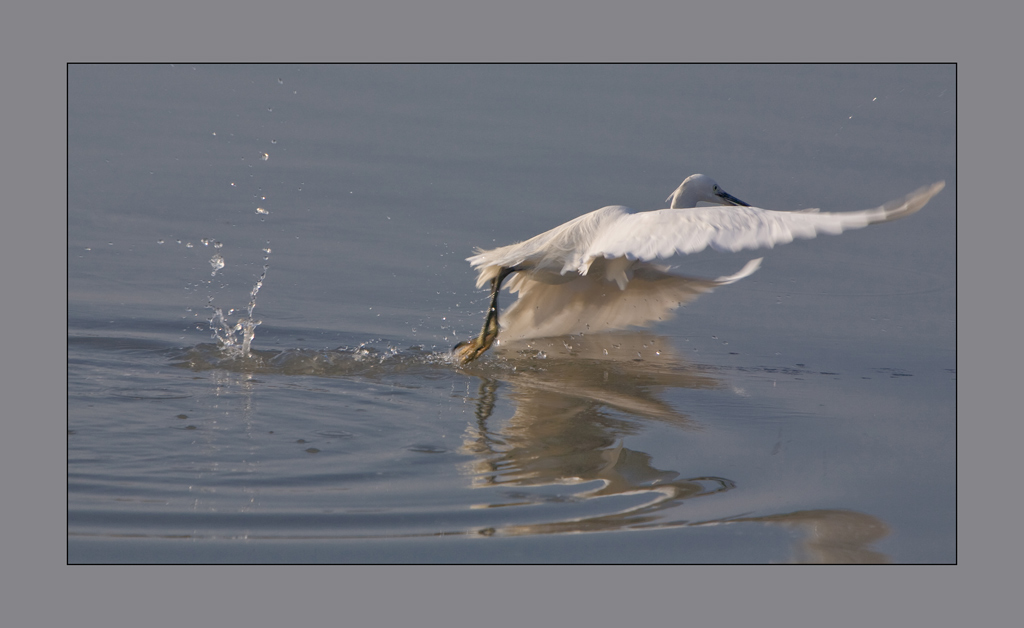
[68,64,955,563]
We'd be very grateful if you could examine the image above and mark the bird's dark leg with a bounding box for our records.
[453,266,517,364]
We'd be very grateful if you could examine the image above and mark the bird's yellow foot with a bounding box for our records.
[453,335,490,364]
[453,311,500,364]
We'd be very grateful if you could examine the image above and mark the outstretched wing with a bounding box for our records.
[585,181,945,264]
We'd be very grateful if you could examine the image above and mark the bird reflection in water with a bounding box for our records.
[717,509,891,564]
[457,332,890,563]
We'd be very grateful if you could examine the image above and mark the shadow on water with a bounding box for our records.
[166,330,890,563]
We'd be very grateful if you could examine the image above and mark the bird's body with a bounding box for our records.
[453,175,945,363]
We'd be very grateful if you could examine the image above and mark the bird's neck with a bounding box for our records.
[668,186,697,209]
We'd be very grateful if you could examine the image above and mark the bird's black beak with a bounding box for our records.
[718,190,750,207]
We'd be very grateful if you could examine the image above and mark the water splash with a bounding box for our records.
[206,242,270,358]
[172,341,450,377]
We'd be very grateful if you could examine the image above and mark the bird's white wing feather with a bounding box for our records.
[466,206,629,288]
[500,258,762,340]
[586,181,945,264]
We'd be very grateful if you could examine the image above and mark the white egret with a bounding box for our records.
[453,174,945,364]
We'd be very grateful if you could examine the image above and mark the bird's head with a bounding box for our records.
[666,174,750,209]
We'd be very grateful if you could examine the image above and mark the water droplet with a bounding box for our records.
[210,254,225,276]
[157,239,164,244]
[256,207,269,215]
[260,152,269,161]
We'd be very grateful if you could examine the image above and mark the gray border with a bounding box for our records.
[10,0,1005,624]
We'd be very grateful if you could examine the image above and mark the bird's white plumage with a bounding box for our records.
[499,257,762,341]
[469,180,943,286]
[465,176,944,342]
